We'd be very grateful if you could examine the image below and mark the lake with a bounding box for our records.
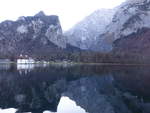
[0,63,150,113]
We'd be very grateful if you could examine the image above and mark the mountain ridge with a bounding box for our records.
[94,0,150,54]
[65,9,116,50]
[0,11,80,60]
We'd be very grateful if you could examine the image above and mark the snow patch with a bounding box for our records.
[81,36,86,41]
[17,25,28,34]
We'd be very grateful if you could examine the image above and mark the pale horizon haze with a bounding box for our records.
[0,0,125,31]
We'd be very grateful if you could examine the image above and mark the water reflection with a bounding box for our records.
[17,64,35,75]
[16,63,73,75]
[0,64,11,70]
[56,97,87,113]
[17,64,35,70]
[0,65,150,113]
[43,96,87,113]
[0,108,17,113]
[0,97,86,113]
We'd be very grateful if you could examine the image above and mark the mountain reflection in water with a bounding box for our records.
[0,96,86,113]
[0,64,150,113]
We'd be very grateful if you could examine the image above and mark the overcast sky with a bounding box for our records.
[0,0,125,31]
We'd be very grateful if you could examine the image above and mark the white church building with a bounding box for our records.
[17,54,35,64]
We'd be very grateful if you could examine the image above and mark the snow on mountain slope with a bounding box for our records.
[96,0,150,52]
[65,9,116,50]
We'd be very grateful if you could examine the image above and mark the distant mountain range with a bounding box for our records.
[66,0,150,58]
[1,0,150,61]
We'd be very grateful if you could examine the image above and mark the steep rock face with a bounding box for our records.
[0,11,68,58]
[65,9,116,50]
[96,0,150,53]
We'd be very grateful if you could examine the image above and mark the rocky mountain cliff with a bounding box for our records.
[95,0,150,55]
[65,9,116,50]
[0,11,79,59]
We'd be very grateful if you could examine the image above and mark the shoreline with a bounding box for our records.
[0,62,150,66]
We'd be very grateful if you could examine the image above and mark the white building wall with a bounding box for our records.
[17,59,35,64]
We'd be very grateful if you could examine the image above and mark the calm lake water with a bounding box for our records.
[0,63,150,113]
